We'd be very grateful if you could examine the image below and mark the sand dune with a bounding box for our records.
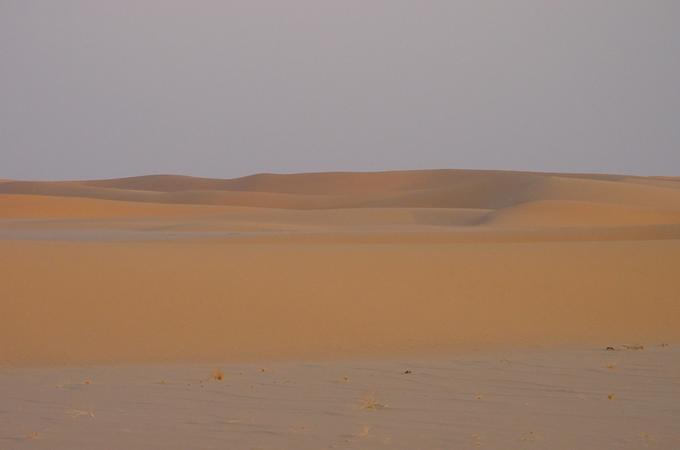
[533,176,680,209]
[0,194,488,230]
[1,169,680,367]
[1,235,680,366]
[3,169,680,238]
[483,200,680,227]
[3,169,680,212]
[0,194,237,220]
[618,176,680,190]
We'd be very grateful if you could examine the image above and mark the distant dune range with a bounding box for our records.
[2,169,680,230]
[1,169,680,365]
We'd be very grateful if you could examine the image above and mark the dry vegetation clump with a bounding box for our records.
[622,344,644,351]
[360,392,387,411]
[211,369,225,381]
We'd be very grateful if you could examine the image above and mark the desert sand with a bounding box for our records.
[2,346,679,450]
[1,169,679,448]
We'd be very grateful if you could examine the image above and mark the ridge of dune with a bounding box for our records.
[482,200,680,227]
[0,194,242,220]
[534,176,680,209]
[74,170,680,194]
[81,170,541,195]
[3,169,680,212]
[0,194,491,229]
[0,181,165,202]
[3,169,680,240]
[0,182,347,209]
[617,176,680,190]
[79,170,469,194]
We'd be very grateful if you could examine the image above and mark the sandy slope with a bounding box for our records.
[3,169,680,211]
[483,200,680,227]
[1,237,679,366]
[1,169,680,367]
[0,194,239,220]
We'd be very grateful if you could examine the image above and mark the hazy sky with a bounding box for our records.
[1,1,679,180]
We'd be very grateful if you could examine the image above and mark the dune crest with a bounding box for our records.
[2,169,680,213]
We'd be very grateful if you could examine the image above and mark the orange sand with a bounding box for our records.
[1,169,679,366]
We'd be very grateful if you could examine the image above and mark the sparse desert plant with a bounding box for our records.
[67,409,96,419]
[360,392,386,410]
[622,344,644,351]
[519,431,538,442]
[26,432,40,441]
[211,369,224,381]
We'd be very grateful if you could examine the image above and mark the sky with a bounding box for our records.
[1,1,679,180]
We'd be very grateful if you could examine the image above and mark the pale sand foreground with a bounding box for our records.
[1,169,680,447]
[1,346,679,450]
